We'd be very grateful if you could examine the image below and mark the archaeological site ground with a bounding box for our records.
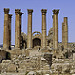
[0,8,75,75]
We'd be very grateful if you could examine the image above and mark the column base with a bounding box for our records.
[2,48,9,51]
[1,48,5,51]
[15,48,21,50]
[41,47,48,50]
[26,48,32,50]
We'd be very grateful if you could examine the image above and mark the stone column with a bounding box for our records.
[3,8,10,50]
[53,15,55,49]
[8,14,12,50]
[20,12,23,46]
[27,9,33,49]
[62,22,65,47]
[53,9,59,50]
[64,17,68,49]
[41,9,47,48]
[15,9,21,49]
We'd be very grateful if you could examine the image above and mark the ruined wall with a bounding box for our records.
[0,50,7,62]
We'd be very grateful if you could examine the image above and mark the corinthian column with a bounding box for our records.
[15,9,21,49]
[64,17,68,49]
[53,9,59,50]
[41,9,47,48]
[8,14,12,50]
[27,9,33,49]
[3,8,10,50]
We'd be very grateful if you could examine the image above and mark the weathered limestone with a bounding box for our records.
[8,14,12,50]
[41,9,47,48]
[64,17,68,49]
[27,9,33,49]
[62,17,68,49]
[20,12,23,41]
[53,15,55,49]
[62,22,65,47]
[1,8,75,75]
[53,9,59,50]
[73,53,75,60]
[15,9,22,49]
[3,8,10,50]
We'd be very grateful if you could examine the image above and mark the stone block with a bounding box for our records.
[2,60,11,63]
[6,64,17,72]
[27,71,36,75]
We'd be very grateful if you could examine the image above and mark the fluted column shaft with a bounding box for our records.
[41,9,47,48]
[20,12,23,48]
[64,17,68,48]
[8,14,12,50]
[53,9,59,50]
[27,9,33,49]
[15,9,21,49]
[53,15,55,49]
[3,8,10,50]
[62,22,65,46]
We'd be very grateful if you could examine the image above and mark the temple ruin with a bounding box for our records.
[0,8,75,75]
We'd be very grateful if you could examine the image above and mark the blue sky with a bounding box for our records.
[0,0,75,45]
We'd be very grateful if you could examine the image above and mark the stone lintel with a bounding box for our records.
[4,8,10,14]
[53,9,59,14]
[27,9,33,14]
[15,9,21,14]
[41,9,47,15]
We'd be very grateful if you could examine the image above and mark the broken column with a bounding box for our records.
[15,9,21,49]
[3,8,10,50]
[27,9,33,49]
[53,9,59,50]
[8,14,12,50]
[41,9,47,48]
[64,17,68,49]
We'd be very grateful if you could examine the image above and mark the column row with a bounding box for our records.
[3,8,47,50]
[52,9,68,50]
[27,9,47,49]
[3,8,68,50]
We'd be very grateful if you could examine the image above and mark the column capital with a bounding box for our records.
[53,9,59,14]
[64,17,68,19]
[27,9,33,14]
[15,9,21,15]
[20,12,24,16]
[4,8,10,14]
[41,9,47,15]
[9,14,12,18]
